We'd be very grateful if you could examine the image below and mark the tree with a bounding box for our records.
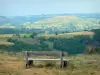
[55,32,58,35]
[30,32,37,38]
[24,35,27,38]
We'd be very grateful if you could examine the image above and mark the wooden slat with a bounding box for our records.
[28,58,68,61]
[26,51,67,57]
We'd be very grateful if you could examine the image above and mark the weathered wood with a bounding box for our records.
[28,58,67,61]
[26,51,67,57]
[24,51,68,68]
[60,51,63,68]
[25,51,28,68]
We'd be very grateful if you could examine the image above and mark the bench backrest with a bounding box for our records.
[24,51,67,68]
[24,51,67,57]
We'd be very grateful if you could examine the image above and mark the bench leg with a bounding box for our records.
[63,61,68,68]
[60,61,68,68]
[25,60,33,68]
[28,60,33,66]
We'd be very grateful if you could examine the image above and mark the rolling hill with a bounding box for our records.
[0,14,100,34]
[24,16,100,33]
[0,15,54,27]
[0,16,11,25]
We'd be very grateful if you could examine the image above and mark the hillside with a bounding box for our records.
[0,14,100,34]
[25,16,100,33]
[0,15,54,25]
[0,16,11,25]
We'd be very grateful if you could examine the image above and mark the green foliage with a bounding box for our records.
[7,38,51,52]
[24,35,26,38]
[0,45,10,50]
[30,32,37,38]
[53,35,93,55]
[93,29,100,43]
[85,45,98,54]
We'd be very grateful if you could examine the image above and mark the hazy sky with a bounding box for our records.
[0,0,100,16]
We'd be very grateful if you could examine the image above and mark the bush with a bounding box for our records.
[30,32,37,38]
[7,38,50,52]
[85,45,99,54]
[0,45,10,50]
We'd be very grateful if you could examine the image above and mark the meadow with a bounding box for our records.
[37,31,94,38]
[0,52,100,75]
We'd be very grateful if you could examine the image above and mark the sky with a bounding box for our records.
[0,0,100,16]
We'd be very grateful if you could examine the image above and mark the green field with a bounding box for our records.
[38,31,94,38]
[0,34,13,38]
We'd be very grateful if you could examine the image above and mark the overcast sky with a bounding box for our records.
[0,0,100,16]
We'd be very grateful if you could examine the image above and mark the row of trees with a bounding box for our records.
[48,36,92,55]
[7,37,51,52]
[48,29,100,55]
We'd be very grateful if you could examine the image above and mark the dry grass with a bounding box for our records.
[38,31,94,38]
[0,42,13,45]
[0,34,13,38]
[0,52,100,75]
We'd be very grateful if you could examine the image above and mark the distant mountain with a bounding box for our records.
[24,16,100,33]
[0,14,100,33]
[0,16,11,25]
[9,15,54,25]
[0,15,55,28]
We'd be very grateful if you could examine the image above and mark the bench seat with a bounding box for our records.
[28,58,69,61]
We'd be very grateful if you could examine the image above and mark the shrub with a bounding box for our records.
[85,45,99,54]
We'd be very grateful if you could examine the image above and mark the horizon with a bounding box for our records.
[1,13,100,17]
[0,0,100,16]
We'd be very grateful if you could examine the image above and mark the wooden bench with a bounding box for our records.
[24,51,68,68]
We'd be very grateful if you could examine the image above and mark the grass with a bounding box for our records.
[0,34,13,38]
[0,34,32,45]
[19,34,31,38]
[0,42,13,45]
[0,34,30,38]
[37,31,94,38]
[0,36,14,45]
[0,51,100,75]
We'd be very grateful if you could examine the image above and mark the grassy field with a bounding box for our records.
[0,37,13,45]
[0,34,13,38]
[0,34,31,45]
[37,31,94,38]
[0,52,100,75]
[0,34,14,45]
[0,42,13,45]
[0,31,94,39]
[0,31,94,46]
